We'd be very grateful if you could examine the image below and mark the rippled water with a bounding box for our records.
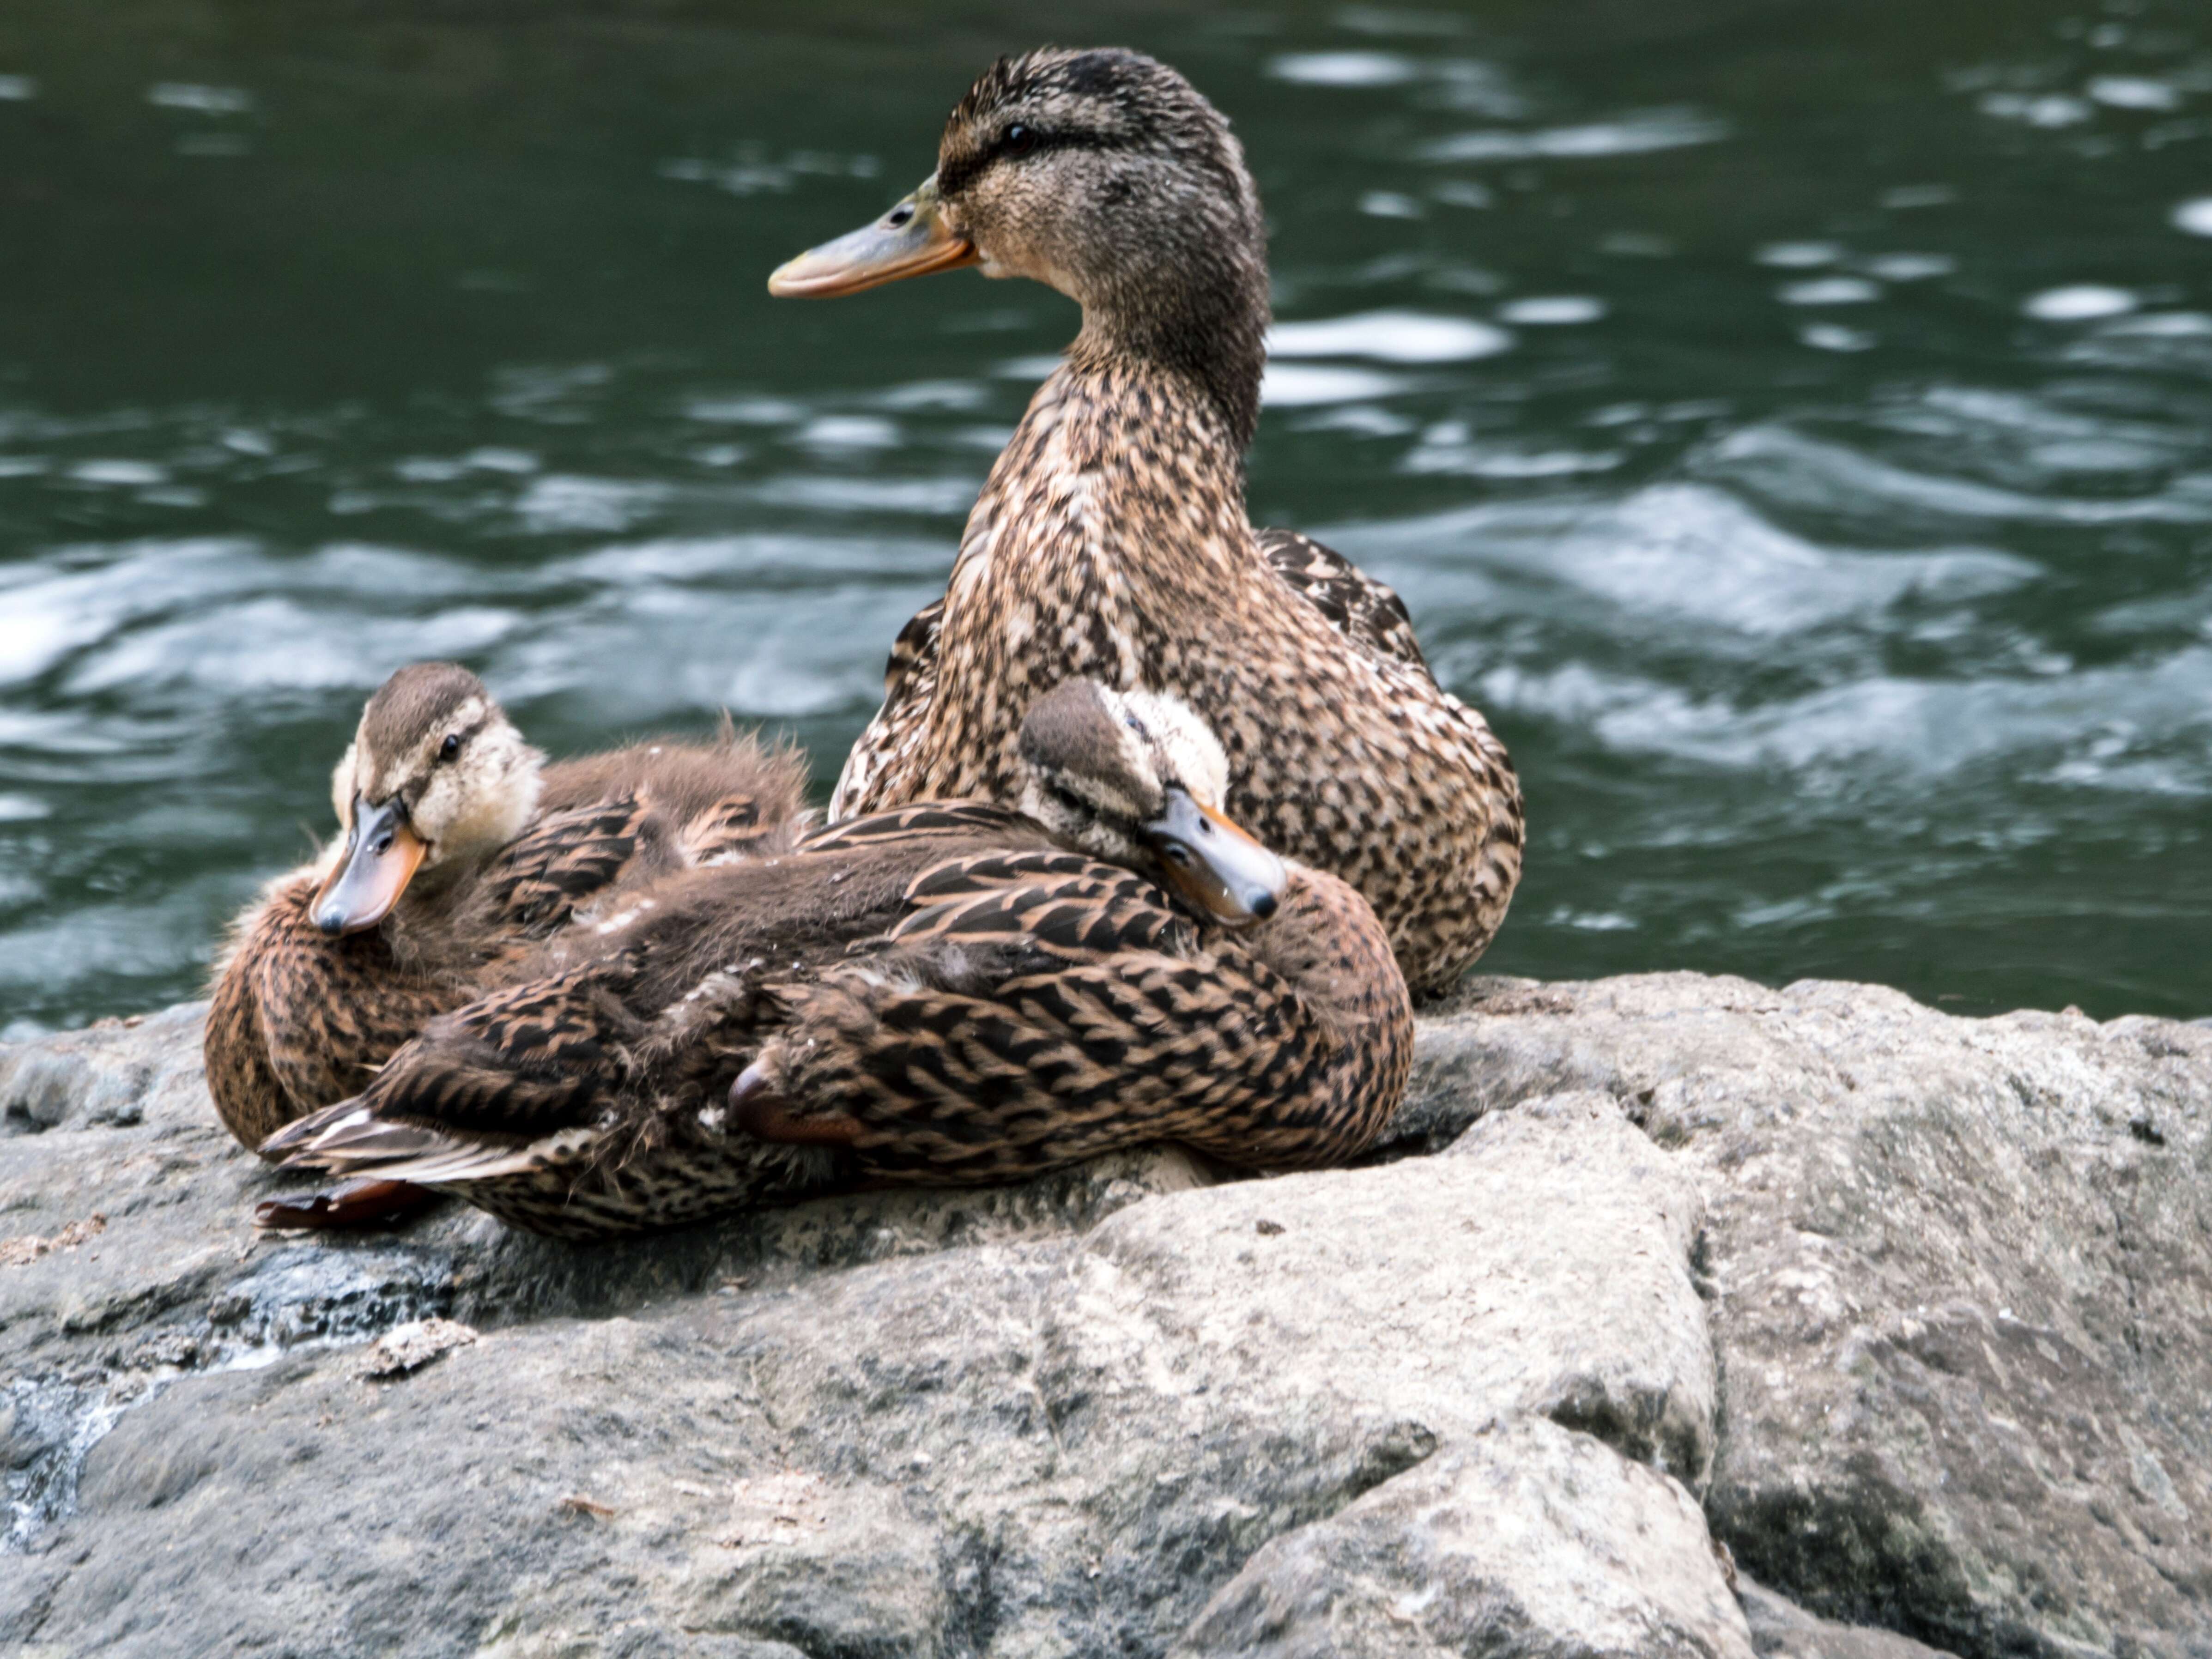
[3,0,2210,1033]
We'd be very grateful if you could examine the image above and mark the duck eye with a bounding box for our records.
[439,733,461,762]
[1122,714,1147,737]
[1002,123,1038,159]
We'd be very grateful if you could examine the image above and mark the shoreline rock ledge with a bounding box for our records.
[2,972,2206,1659]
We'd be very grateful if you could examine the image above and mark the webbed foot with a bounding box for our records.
[255,1177,440,1230]
[729,1064,862,1146]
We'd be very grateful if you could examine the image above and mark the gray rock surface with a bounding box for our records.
[1737,1576,1959,1659]
[1418,975,2212,1659]
[2,972,2207,1658]
[1177,1417,1751,1659]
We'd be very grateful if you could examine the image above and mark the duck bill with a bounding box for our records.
[767,175,979,298]
[313,798,426,936]
[1145,789,1289,926]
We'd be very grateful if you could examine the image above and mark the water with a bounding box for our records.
[2,0,2209,1034]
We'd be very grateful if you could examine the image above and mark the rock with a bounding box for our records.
[357,1316,478,1379]
[0,1214,105,1269]
[1738,1576,1961,1659]
[1065,1089,1715,1483]
[0,1004,202,1137]
[1,973,2208,1657]
[1176,1417,1752,1658]
[1418,974,2212,1659]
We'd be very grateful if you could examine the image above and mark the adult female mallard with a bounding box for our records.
[204,662,808,1197]
[265,679,1414,1241]
[768,47,1522,996]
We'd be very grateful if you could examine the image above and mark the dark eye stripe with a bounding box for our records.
[433,715,489,758]
[937,126,1125,197]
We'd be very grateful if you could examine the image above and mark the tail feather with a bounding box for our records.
[269,1093,600,1187]
[286,1112,458,1168]
[313,1126,600,1187]
[259,1098,372,1158]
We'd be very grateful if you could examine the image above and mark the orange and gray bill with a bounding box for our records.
[1144,788,1288,925]
[313,797,425,935]
[767,175,979,298]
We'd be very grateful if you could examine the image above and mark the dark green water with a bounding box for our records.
[2,0,2209,1035]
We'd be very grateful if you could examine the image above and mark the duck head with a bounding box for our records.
[1016,678,1286,925]
[769,47,1271,447]
[314,663,544,936]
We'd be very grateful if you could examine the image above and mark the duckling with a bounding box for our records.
[265,679,1413,1241]
[768,47,1523,997]
[204,662,809,1165]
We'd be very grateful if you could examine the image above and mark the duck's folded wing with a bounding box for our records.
[799,799,1035,854]
[487,747,810,927]
[830,599,942,820]
[681,790,794,863]
[1258,527,1430,674]
[890,849,1195,960]
[481,797,652,932]
[664,729,814,862]
[262,1096,601,1186]
[743,851,1348,1178]
[264,966,636,1178]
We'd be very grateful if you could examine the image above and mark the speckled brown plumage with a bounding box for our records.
[749,850,1411,1184]
[1255,528,1430,674]
[204,668,809,1156]
[269,684,1413,1240]
[206,882,469,1152]
[819,48,1522,995]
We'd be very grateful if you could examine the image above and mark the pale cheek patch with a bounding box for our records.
[1120,689,1232,806]
[479,734,544,846]
[1167,725,1232,808]
[1114,724,1156,793]
[329,740,360,829]
[414,772,466,847]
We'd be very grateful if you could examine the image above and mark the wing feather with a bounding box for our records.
[829,600,943,819]
[480,798,652,933]
[800,800,1033,853]
[1258,527,1430,673]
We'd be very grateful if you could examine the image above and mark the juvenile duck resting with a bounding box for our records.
[267,679,1414,1241]
[205,662,809,1193]
[769,47,1523,996]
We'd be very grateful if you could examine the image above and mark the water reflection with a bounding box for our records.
[1,0,2210,1032]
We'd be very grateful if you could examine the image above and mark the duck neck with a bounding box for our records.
[1066,253,1269,455]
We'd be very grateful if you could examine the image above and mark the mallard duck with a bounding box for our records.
[264,679,1414,1241]
[767,47,1523,997]
[204,662,809,1179]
